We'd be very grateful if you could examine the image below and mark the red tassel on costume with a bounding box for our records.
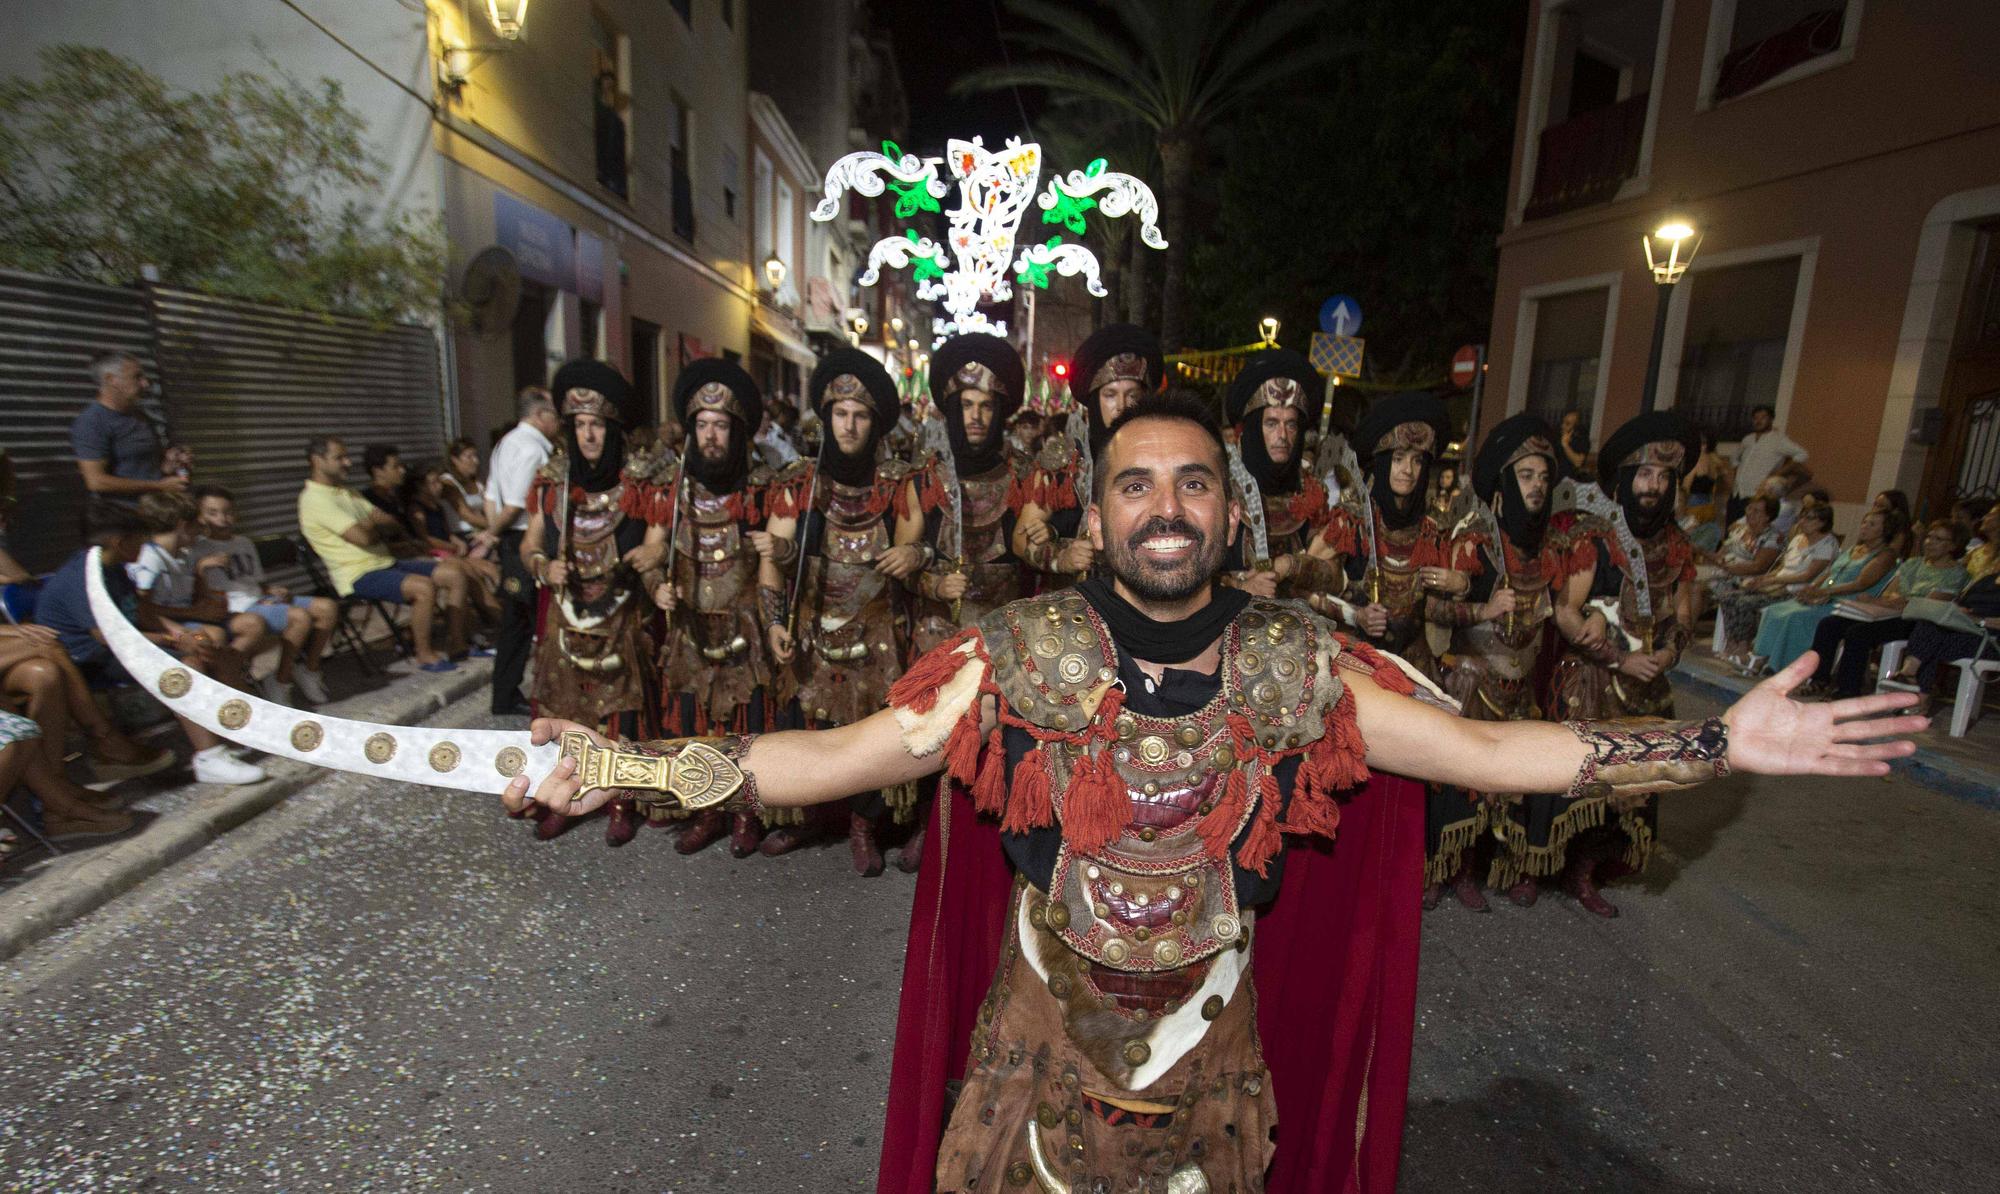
[1198,765,1250,862]
[1449,533,1487,577]
[942,709,985,789]
[1338,636,1416,696]
[1236,772,1284,877]
[1322,511,1359,557]
[1060,749,1132,855]
[887,628,983,715]
[971,727,1008,815]
[1001,747,1054,834]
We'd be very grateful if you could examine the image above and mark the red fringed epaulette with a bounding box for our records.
[1661,531,1696,583]
[1022,464,1080,514]
[1321,508,1360,557]
[1448,530,1490,578]
[763,465,812,520]
[1411,522,1449,570]
[1287,478,1332,529]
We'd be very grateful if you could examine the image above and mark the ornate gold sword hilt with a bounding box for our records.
[556,730,747,815]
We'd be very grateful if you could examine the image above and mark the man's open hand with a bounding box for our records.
[1722,652,1926,777]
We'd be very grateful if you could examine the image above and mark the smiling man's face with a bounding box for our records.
[1089,416,1239,607]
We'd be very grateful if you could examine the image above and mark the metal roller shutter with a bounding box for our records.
[0,269,167,574]
[147,286,447,590]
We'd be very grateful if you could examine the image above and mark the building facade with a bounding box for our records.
[1484,0,2000,521]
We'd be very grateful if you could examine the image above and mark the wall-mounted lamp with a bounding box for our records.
[486,0,530,40]
[762,253,787,292]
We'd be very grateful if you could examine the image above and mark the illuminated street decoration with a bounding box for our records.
[811,136,1166,343]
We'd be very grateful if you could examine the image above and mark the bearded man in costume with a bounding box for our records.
[648,359,776,858]
[1424,414,1567,911]
[517,361,668,845]
[1319,394,1459,675]
[1013,323,1166,585]
[756,349,928,874]
[499,393,1919,1193]
[1219,348,1346,602]
[1549,411,1703,918]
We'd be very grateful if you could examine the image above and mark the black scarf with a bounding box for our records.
[946,403,1005,476]
[564,420,627,493]
[1371,451,1432,532]
[686,417,751,494]
[1499,460,1551,552]
[1239,415,1302,497]
[820,422,881,487]
[1615,465,1677,538]
[1077,575,1250,666]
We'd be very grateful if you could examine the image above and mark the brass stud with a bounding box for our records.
[290,720,324,752]
[1214,746,1234,768]
[1122,1040,1150,1067]
[429,742,461,773]
[495,746,527,777]
[1045,902,1070,930]
[1212,914,1241,942]
[364,732,397,764]
[1133,927,1151,942]
[1066,1107,1082,1127]
[1138,827,1157,843]
[1048,974,1072,1000]
[1142,781,1160,797]
[217,699,251,730]
[1114,713,1137,740]
[1037,1103,1061,1129]
[1028,904,1047,930]
[1101,938,1129,965]
[1008,1160,1034,1186]
[1175,725,1200,747]
[1138,736,1169,765]
[158,668,193,699]
[1240,650,1262,672]
[1155,939,1182,965]
[1203,995,1226,1021]
[1093,903,1110,918]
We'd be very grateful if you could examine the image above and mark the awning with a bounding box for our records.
[752,302,818,366]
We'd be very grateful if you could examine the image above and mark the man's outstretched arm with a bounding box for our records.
[502,704,963,820]
[1351,651,1926,796]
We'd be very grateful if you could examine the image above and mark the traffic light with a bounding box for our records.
[1049,359,1070,382]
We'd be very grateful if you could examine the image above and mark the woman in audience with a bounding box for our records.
[1803,522,1970,698]
[1694,493,1783,623]
[1718,504,1839,664]
[1749,508,1904,674]
[1888,503,2000,702]
[442,438,492,538]
[1870,489,1914,557]
[1,622,172,781]
[404,461,502,631]
[1681,427,1731,551]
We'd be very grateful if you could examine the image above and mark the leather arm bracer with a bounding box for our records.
[557,730,764,817]
[1562,717,1729,804]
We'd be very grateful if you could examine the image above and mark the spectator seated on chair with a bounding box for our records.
[1694,494,1784,624]
[32,501,265,786]
[1804,522,1970,699]
[1717,504,1839,664]
[402,461,501,629]
[0,707,135,843]
[296,435,469,672]
[192,484,338,705]
[1885,504,2000,701]
[1750,509,1905,674]
[129,491,268,692]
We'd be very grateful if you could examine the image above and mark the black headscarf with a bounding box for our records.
[1069,323,1165,443]
[674,358,762,494]
[1472,413,1560,551]
[1354,393,1452,531]
[550,359,630,494]
[930,334,1024,475]
[809,348,899,487]
[1077,575,1250,666]
[1226,349,1321,495]
[1598,412,1699,539]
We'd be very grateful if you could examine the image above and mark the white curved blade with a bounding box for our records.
[85,548,557,794]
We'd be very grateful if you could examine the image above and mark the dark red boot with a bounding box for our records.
[534,809,572,841]
[1562,857,1618,918]
[728,811,763,857]
[1449,863,1490,912]
[605,798,638,847]
[674,810,727,855]
[895,824,925,874]
[758,823,815,856]
[1506,879,1539,908]
[849,811,884,877]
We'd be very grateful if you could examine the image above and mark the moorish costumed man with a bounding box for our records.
[1219,347,1345,601]
[1549,410,1703,917]
[1425,414,1568,911]
[519,360,669,845]
[648,359,777,858]
[504,394,1921,1192]
[756,348,929,874]
[1013,323,1166,585]
[1320,392,1458,674]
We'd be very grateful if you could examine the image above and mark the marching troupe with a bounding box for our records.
[513,324,1709,921]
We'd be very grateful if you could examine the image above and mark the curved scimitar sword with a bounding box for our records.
[85,546,562,795]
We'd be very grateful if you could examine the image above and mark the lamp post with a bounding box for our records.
[1640,220,1700,413]
[762,253,787,294]
[849,311,869,346]
[1258,315,1279,346]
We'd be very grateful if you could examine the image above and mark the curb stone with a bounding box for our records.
[0,662,492,963]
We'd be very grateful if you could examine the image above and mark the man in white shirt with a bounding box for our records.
[1727,404,1808,525]
[484,387,559,715]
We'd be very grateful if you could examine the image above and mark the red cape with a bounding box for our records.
[876,771,1425,1193]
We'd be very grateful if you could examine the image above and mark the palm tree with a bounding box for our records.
[956,0,1344,350]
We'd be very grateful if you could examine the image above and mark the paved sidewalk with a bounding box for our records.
[0,659,497,962]
[1673,651,1999,809]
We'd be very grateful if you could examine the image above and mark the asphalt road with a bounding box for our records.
[1,690,1994,1193]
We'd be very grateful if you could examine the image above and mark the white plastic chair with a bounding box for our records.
[1947,658,2000,738]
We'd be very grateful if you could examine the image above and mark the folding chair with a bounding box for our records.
[0,579,39,625]
[291,537,411,673]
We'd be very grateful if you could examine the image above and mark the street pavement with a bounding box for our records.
[1,689,1995,1193]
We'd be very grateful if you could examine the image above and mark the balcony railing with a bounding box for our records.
[1523,92,1648,221]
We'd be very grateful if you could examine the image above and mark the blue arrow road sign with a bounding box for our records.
[1319,295,1363,337]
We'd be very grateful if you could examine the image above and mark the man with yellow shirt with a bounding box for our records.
[297,435,470,671]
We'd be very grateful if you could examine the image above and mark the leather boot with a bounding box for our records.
[1562,856,1618,918]
[604,798,638,847]
[1449,863,1490,912]
[728,811,763,857]
[849,811,884,877]
[1421,883,1441,912]
[534,808,573,841]
[1506,879,1540,908]
[674,809,727,855]
[895,824,925,874]
[758,823,815,857]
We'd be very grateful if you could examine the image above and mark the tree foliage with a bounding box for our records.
[0,45,444,323]
[1183,1,1525,380]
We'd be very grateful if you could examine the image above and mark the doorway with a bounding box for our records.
[1921,220,2000,518]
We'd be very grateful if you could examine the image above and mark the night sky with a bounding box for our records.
[872,0,1044,153]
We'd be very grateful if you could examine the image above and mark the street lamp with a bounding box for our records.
[849,312,869,344]
[762,253,787,292]
[907,338,918,351]
[1640,220,1701,413]
[486,0,530,40]
[890,315,904,335]
[1258,315,1279,346]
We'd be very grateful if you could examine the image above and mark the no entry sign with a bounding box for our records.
[1451,344,1482,389]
